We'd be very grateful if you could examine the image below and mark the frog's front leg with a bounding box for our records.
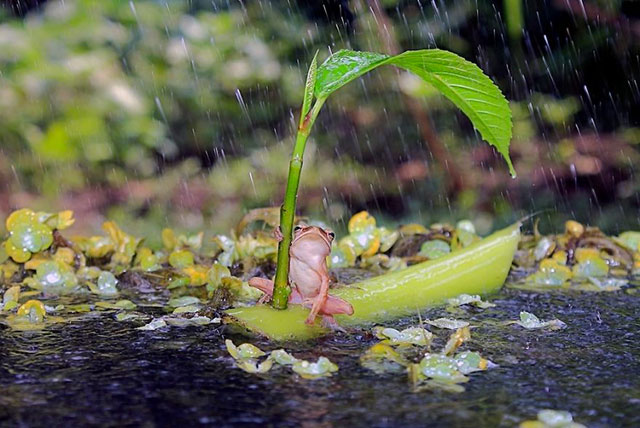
[273,226,283,242]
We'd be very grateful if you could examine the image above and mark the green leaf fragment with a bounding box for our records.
[6,209,36,230]
[338,235,365,258]
[29,260,78,293]
[2,285,20,306]
[206,263,231,288]
[2,300,19,311]
[426,318,470,330]
[236,358,274,374]
[514,311,566,330]
[225,339,266,360]
[10,222,53,253]
[587,277,627,291]
[616,231,640,252]
[164,316,211,327]
[378,227,399,253]
[45,210,75,230]
[95,299,137,310]
[224,341,337,378]
[169,250,194,269]
[172,304,200,314]
[419,354,469,384]
[328,247,349,268]
[374,326,433,346]
[456,220,476,234]
[221,277,263,302]
[135,247,161,272]
[447,293,496,309]
[0,244,8,264]
[453,351,492,374]
[534,237,555,261]
[213,235,236,267]
[75,236,113,259]
[442,326,471,355]
[268,349,299,366]
[4,240,31,263]
[16,299,46,323]
[418,240,451,259]
[520,409,586,428]
[537,410,574,427]
[527,259,572,287]
[137,318,167,331]
[102,221,140,267]
[292,356,338,379]
[168,277,190,289]
[360,343,409,374]
[162,229,178,251]
[572,248,608,279]
[115,312,149,322]
[95,271,118,295]
[348,211,377,233]
[168,296,200,307]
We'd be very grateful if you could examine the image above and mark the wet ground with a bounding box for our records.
[1,284,639,427]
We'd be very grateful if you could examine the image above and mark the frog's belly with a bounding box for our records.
[289,261,322,299]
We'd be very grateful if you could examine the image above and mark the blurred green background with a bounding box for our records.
[0,0,638,241]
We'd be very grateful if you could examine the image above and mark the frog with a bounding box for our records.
[248,224,354,327]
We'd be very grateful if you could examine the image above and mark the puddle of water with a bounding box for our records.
[1,286,639,427]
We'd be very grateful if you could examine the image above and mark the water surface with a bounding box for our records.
[1,286,638,427]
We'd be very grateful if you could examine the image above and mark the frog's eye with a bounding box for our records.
[328,231,335,240]
[294,225,303,233]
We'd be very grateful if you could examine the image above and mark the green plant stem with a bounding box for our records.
[271,97,326,309]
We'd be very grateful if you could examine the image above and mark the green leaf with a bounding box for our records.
[315,50,388,98]
[300,50,319,122]
[314,49,514,176]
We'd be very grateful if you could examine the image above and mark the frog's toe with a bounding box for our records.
[322,316,347,332]
[257,294,272,305]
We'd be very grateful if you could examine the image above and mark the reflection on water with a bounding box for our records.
[1,287,639,427]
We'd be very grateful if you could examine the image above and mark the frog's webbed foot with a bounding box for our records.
[257,293,272,305]
[322,315,347,333]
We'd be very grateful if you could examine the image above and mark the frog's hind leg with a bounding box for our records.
[248,277,304,305]
[248,277,274,294]
[248,277,275,304]
[321,295,354,316]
